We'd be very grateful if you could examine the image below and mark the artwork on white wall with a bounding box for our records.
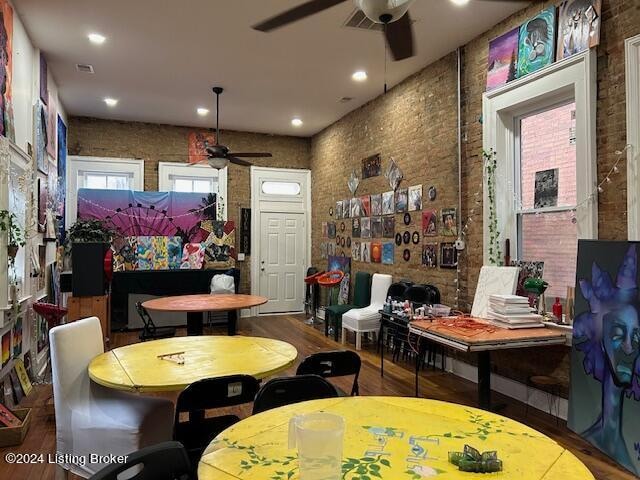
[34,101,47,174]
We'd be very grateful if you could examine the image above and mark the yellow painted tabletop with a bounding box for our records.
[88,336,298,393]
[198,396,594,480]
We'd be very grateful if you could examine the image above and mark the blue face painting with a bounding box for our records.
[603,305,640,387]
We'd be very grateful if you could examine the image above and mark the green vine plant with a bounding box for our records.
[0,209,26,267]
[483,149,502,265]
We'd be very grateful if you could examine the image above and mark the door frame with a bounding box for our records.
[250,167,312,316]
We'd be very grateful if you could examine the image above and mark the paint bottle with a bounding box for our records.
[552,297,563,323]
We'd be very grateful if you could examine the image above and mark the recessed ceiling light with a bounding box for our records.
[352,70,368,82]
[450,0,469,6]
[104,98,118,107]
[88,33,106,45]
[197,107,209,116]
[291,118,303,127]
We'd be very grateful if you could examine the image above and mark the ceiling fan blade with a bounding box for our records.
[385,12,414,61]
[228,156,253,167]
[228,152,273,158]
[252,0,348,32]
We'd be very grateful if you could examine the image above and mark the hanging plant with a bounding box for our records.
[483,149,502,265]
[0,209,26,262]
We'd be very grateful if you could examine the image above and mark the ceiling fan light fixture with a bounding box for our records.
[352,70,368,82]
[207,157,229,170]
[291,117,303,127]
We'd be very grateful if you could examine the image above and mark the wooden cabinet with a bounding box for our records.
[67,295,110,345]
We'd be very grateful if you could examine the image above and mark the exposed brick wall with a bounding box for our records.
[68,116,311,294]
[311,0,640,390]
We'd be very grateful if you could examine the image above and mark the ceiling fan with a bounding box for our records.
[252,0,529,62]
[191,86,273,169]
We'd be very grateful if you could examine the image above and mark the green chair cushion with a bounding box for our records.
[325,304,356,316]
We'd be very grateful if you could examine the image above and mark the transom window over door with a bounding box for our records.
[516,102,578,299]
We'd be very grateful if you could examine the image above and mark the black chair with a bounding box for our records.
[174,375,260,465]
[387,282,409,301]
[419,284,441,305]
[404,285,430,305]
[252,374,339,414]
[296,350,361,396]
[89,441,192,480]
[136,302,176,342]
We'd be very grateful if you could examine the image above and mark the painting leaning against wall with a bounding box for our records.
[0,0,14,141]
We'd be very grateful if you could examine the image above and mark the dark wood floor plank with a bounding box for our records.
[0,314,634,479]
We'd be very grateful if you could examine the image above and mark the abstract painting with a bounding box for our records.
[180,242,205,269]
[167,237,183,270]
[557,0,602,61]
[422,210,437,237]
[534,168,558,208]
[371,194,382,216]
[0,0,13,141]
[12,314,21,357]
[188,130,216,164]
[487,27,519,91]
[382,191,394,215]
[362,153,381,179]
[136,236,154,270]
[46,92,57,160]
[39,53,48,104]
[408,185,422,211]
[568,241,640,475]
[382,242,394,265]
[517,7,556,78]
[57,116,67,240]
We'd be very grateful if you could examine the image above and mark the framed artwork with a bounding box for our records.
[320,242,327,259]
[557,0,602,61]
[371,217,382,238]
[57,115,67,240]
[12,315,22,357]
[35,102,47,174]
[188,130,216,164]
[408,185,423,211]
[343,199,351,219]
[569,241,640,476]
[1,330,10,368]
[370,193,382,216]
[486,27,519,91]
[371,242,382,263]
[359,195,371,217]
[348,170,360,196]
[382,216,395,238]
[382,191,394,215]
[327,222,336,239]
[395,188,408,213]
[360,242,371,263]
[46,92,57,160]
[422,243,437,268]
[360,217,371,239]
[440,242,458,269]
[37,178,47,232]
[441,208,458,236]
[352,218,361,238]
[384,158,403,190]
[0,0,14,141]
[362,153,381,179]
[352,241,361,262]
[335,200,343,220]
[382,243,394,265]
[517,6,556,78]
[40,53,48,104]
[534,168,559,208]
[350,197,363,218]
[422,210,437,237]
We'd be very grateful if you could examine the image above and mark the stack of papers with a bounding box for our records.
[486,294,544,329]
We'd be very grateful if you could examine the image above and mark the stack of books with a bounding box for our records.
[486,294,544,329]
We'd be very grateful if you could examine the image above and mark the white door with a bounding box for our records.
[259,212,305,314]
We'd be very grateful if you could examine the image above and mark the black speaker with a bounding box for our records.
[60,271,73,293]
[71,242,111,296]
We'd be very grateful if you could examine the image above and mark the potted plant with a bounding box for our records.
[65,219,114,248]
[0,210,26,262]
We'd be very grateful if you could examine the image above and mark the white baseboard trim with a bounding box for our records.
[443,356,568,420]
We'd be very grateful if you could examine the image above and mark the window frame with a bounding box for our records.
[482,50,597,265]
[626,34,640,240]
[66,156,144,226]
[158,162,227,220]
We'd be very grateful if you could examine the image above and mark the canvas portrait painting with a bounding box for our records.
[568,241,640,475]
[486,27,519,91]
[441,208,457,236]
[352,217,361,238]
[360,242,371,263]
[557,0,602,61]
[517,6,556,78]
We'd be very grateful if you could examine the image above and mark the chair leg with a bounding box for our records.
[355,332,362,351]
[341,328,347,345]
[55,465,69,480]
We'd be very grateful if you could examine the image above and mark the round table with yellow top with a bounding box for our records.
[198,396,594,480]
[88,336,297,393]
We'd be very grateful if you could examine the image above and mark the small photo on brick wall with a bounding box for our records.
[335,200,343,220]
[351,197,364,218]
[327,222,336,239]
[361,242,371,263]
[382,216,395,238]
[422,210,437,237]
[352,241,361,261]
[395,188,408,213]
[362,153,381,179]
[440,242,458,268]
[360,195,371,217]
[371,242,382,263]
[441,208,458,236]
[534,168,558,208]
[371,194,382,216]
[422,243,438,268]
[382,191,394,215]
[343,199,351,219]
[371,217,382,238]
[352,218,361,238]
[408,185,423,211]
[361,217,371,239]
[382,242,394,265]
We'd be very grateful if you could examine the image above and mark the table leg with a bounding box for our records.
[227,310,238,336]
[380,320,385,377]
[187,312,203,336]
[477,351,491,410]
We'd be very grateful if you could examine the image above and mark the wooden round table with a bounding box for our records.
[143,294,268,335]
[88,336,297,393]
[198,397,594,480]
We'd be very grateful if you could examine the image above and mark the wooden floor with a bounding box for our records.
[0,314,634,480]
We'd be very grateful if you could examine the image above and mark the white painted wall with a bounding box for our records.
[0,0,68,378]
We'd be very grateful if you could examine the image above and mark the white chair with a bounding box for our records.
[50,317,174,479]
[341,273,392,350]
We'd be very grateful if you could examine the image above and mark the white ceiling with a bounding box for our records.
[14,0,527,137]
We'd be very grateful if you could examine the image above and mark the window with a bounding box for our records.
[517,103,578,298]
[483,50,597,299]
[158,162,227,219]
[261,181,301,196]
[67,156,144,225]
